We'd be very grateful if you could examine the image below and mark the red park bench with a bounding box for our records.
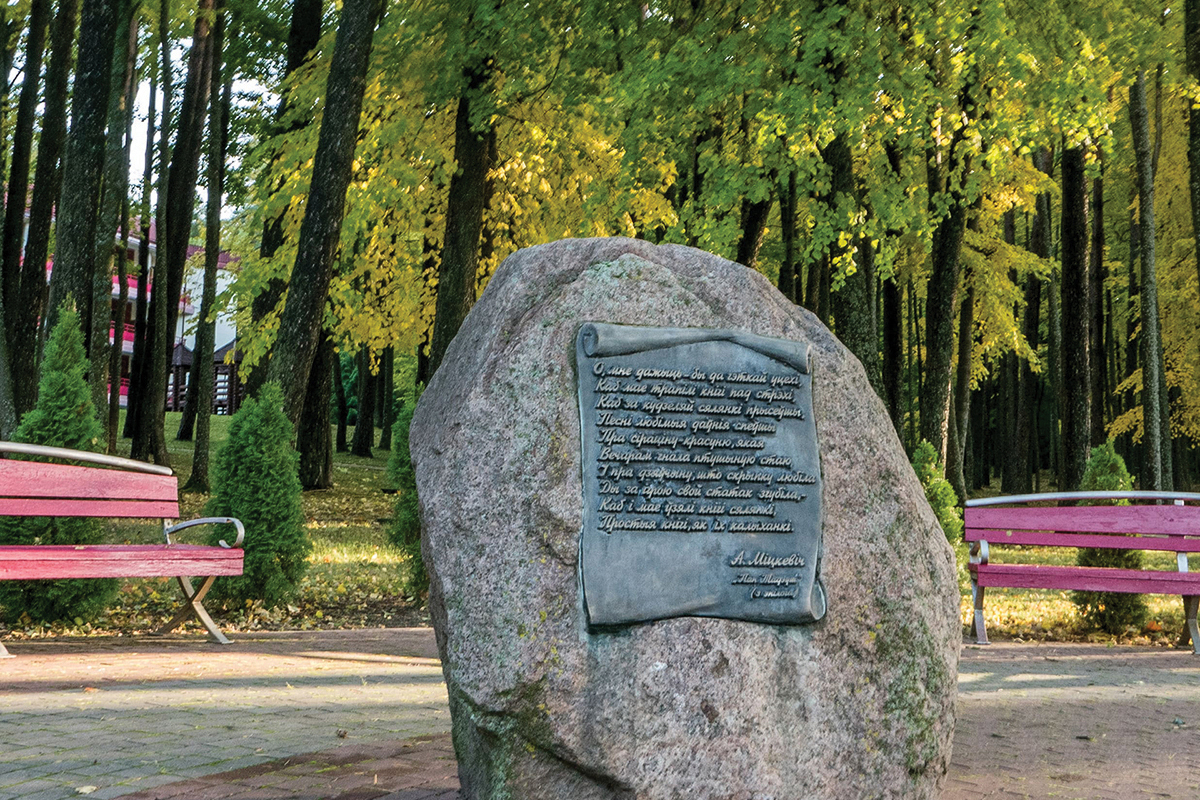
[0,441,244,658]
[964,491,1200,653]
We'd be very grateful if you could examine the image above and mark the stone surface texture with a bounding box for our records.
[411,239,959,800]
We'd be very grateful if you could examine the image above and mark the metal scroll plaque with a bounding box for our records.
[577,322,825,627]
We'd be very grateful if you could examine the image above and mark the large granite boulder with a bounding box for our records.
[411,238,960,799]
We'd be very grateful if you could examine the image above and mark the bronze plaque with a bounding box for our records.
[576,323,825,627]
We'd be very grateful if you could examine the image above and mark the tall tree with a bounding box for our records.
[91,0,139,425]
[1189,0,1200,393]
[920,145,973,463]
[427,61,495,377]
[947,281,974,501]
[12,0,78,417]
[1060,145,1090,492]
[350,348,376,457]
[1130,70,1168,491]
[133,0,215,464]
[298,334,335,488]
[125,0,171,442]
[245,0,323,399]
[778,171,798,302]
[267,0,382,425]
[1014,149,1051,493]
[123,50,157,440]
[46,0,119,343]
[1089,158,1107,448]
[106,11,140,452]
[2,0,52,336]
[183,3,229,493]
[916,8,980,464]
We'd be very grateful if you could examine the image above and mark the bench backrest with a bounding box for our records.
[0,442,179,521]
[965,492,1200,553]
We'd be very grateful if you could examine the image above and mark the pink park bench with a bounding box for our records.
[964,491,1200,653]
[0,441,244,658]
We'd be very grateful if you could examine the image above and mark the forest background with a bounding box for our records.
[0,0,1194,504]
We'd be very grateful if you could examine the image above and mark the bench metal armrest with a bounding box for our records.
[164,517,245,548]
[969,540,989,566]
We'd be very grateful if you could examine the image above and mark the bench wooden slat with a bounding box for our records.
[964,528,1200,552]
[0,545,243,580]
[0,460,179,502]
[966,505,1200,536]
[972,563,1200,595]
[0,498,180,518]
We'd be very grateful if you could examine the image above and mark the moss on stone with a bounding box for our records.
[875,598,953,777]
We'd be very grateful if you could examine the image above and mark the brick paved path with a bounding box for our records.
[5,631,1200,799]
[0,630,451,800]
[946,642,1200,800]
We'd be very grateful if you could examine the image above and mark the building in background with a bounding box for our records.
[91,220,241,412]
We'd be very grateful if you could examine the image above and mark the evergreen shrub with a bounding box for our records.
[912,440,966,584]
[0,303,117,624]
[386,399,426,597]
[1071,441,1146,634]
[205,382,309,609]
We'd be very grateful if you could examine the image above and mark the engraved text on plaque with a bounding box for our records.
[577,323,825,627]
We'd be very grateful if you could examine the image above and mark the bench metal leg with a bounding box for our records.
[971,579,989,645]
[1184,596,1199,655]
[155,575,232,645]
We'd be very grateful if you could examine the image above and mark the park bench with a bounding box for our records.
[0,441,244,658]
[964,491,1200,653]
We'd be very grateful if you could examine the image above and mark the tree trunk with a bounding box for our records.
[1130,71,1167,491]
[906,279,919,450]
[378,346,394,450]
[804,254,823,319]
[107,14,139,452]
[160,0,215,378]
[298,332,334,489]
[124,61,157,441]
[2,0,51,332]
[1089,165,1107,447]
[108,207,131,451]
[1152,66,1173,491]
[428,67,496,378]
[245,0,323,399]
[778,171,798,302]
[126,0,169,444]
[350,348,376,457]
[735,195,772,269]
[1049,269,1063,485]
[13,0,77,418]
[919,169,969,463]
[1188,0,1200,426]
[46,0,118,347]
[132,0,205,470]
[334,351,348,452]
[1014,155,1049,493]
[1060,145,1090,492]
[183,4,227,493]
[92,0,138,429]
[1120,208,1139,470]
[947,281,973,501]
[999,210,1019,493]
[267,0,381,425]
[882,275,903,436]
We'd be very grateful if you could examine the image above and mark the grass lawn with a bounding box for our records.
[2,416,1193,648]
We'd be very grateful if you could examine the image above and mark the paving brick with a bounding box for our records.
[12,632,1200,800]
